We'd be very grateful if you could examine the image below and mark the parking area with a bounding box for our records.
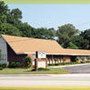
[63,64,90,73]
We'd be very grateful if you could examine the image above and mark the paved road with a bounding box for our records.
[0,74,90,86]
[63,64,90,73]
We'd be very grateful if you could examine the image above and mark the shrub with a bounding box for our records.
[15,62,21,67]
[0,67,3,70]
[2,63,7,68]
[86,61,90,63]
[71,56,78,62]
[9,62,15,68]
[0,63,7,70]
[55,63,59,66]
[24,56,32,68]
[8,61,21,68]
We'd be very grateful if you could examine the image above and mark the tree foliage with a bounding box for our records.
[0,1,55,40]
[32,28,55,39]
[0,1,90,50]
[57,24,79,48]
[71,35,89,49]
[80,29,90,49]
[0,23,20,36]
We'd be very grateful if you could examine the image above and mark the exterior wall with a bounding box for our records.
[0,37,27,65]
[33,58,47,68]
[29,53,47,68]
[76,56,90,63]
[47,55,71,64]
[37,60,46,68]
[7,44,27,64]
[0,38,8,64]
[63,56,71,63]
[47,55,63,64]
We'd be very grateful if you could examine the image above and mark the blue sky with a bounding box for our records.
[8,4,90,31]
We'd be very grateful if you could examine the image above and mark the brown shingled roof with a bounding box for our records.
[1,34,90,56]
[61,49,90,56]
[2,34,63,54]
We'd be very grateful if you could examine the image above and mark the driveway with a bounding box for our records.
[63,64,90,73]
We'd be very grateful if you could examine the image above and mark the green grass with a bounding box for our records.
[0,68,68,74]
[0,86,90,90]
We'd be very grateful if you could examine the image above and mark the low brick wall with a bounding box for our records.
[33,58,47,68]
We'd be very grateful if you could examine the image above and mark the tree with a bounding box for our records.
[68,42,78,49]
[0,1,9,14]
[0,1,89,50]
[71,35,89,49]
[47,28,56,39]
[80,29,90,40]
[7,8,22,25]
[0,23,20,36]
[58,24,78,37]
[0,1,9,23]
[33,28,55,39]
[57,23,79,48]
[18,22,33,37]
[11,8,22,19]
[80,29,90,49]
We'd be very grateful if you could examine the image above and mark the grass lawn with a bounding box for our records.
[0,86,90,90]
[0,68,68,74]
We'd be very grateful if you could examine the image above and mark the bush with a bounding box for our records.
[0,63,7,70]
[0,67,3,70]
[15,62,21,67]
[24,57,32,68]
[86,61,90,63]
[2,63,7,68]
[8,61,21,68]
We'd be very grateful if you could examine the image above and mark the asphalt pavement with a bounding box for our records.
[63,64,90,73]
[0,74,90,86]
[49,63,90,73]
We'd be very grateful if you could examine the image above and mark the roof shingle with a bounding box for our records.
[1,34,90,56]
[2,34,63,54]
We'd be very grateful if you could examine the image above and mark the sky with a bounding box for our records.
[8,4,90,31]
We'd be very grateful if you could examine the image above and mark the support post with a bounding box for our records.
[34,59,37,71]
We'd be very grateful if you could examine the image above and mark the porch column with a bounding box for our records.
[52,55,54,64]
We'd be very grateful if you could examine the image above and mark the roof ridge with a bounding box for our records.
[1,34,55,42]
